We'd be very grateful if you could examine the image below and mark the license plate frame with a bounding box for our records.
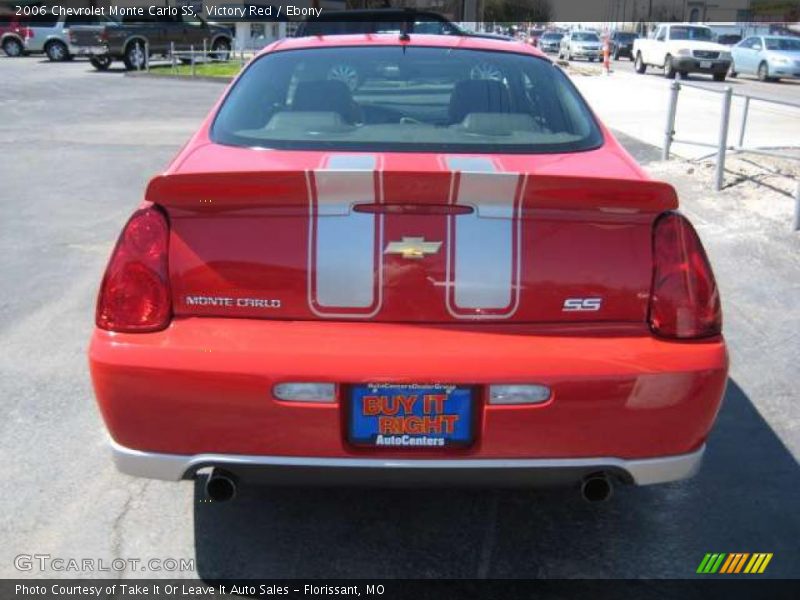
[348,383,475,449]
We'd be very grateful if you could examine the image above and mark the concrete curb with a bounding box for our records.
[124,71,232,84]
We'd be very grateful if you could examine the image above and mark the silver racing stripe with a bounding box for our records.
[445,156,523,318]
[306,155,383,316]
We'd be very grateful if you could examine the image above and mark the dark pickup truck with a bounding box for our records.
[68,13,232,70]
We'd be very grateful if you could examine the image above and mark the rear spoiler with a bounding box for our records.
[146,171,678,215]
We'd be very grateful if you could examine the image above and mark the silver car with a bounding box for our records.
[730,35,800,82]
[538,32,564,54]
[24,13,106,61]
[559,31,603,62]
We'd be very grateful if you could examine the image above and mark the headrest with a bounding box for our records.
[448,79,511,123]
[293,80,358,123]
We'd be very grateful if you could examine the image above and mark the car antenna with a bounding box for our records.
[399,20,411,42]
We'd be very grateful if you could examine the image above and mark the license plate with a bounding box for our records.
[349,384,473,448]
[700,60,712,69]
[75,47,105,56]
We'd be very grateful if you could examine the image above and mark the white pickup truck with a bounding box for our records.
[633,23,732,81]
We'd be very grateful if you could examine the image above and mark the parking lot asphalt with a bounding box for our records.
[1,56,798,580]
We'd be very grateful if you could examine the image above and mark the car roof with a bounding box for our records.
[265,33,545,57]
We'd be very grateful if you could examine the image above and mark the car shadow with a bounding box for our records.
[88,66,132,74]
[639,70,744,86]
[192,379,800,578]
[726,73,800,86]
[34,57,92,64]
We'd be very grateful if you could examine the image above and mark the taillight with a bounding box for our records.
[649,212,721,339]
[96,206,171,333]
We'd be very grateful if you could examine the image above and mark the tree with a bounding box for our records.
[484,0,552,24]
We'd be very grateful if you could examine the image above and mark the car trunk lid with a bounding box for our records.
[149,150,676,324]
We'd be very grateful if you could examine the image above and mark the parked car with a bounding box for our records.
[610,30,638,60]
[89,34,727,502]
[559,30,602,61]
[23,12,109,61]
[0,12,30,57]
[633,23,732,80]
[537,31,563,53]
[69,12,232,71]
[730,35,800,81]
[527,28,545,47]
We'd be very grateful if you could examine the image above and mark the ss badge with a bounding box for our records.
[562,297,602,312]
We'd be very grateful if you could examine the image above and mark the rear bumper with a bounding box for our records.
[69,45,108,56]
[90,318,728,469]
[571,50,602,59]
[111,438,705,486]
[673,57,731,73]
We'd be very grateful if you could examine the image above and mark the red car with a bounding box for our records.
[89,34,727,503]
[0,12,31,57]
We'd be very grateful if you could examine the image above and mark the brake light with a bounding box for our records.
[649,212,721,339]
[96,206,171,333]
[353,203,473,215]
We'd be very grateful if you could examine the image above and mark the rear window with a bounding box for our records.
[65,15,104,26]
[22,13,58,27]
[670,26,713,41]
[765,37,800,51]
[211,46,603,154]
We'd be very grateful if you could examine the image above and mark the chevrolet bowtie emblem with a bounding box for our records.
[384,237,442,260]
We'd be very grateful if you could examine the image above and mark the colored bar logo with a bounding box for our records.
[697,553,773,574]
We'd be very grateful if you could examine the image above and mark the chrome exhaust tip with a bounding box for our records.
[205,469,237,502]
[580,473,613,503]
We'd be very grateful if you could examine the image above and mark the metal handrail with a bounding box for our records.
[675,80,800,110]
[661,80,800,230]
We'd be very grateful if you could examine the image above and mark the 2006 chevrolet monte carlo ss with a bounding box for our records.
[88,33,728,502]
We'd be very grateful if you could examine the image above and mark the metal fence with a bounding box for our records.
[661,81,800,230]
[135,39,264,76]
[661,80,800,189]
